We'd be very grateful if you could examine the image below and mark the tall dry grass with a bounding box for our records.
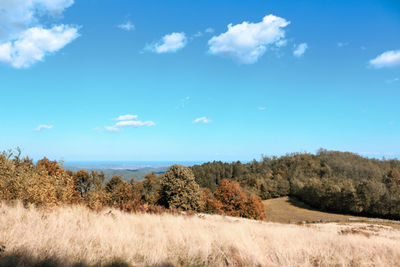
[0,202,399,267]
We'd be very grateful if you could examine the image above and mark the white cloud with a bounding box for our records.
[370,50,400,68]
[193,117,211,124]
[0,0,78,68]
[293,43,308,57]
[34,124,53,131]
[0,25,79,68]
[104,115,155,132]
[115,120,155,127]
[0,0,75,41]
[258,107,266,111]
[207,15,290,64]
[276,39,287,47]
[118,21,135,31]
[115,114,138,121]
[147,32,187,53]
[0,0,74,34]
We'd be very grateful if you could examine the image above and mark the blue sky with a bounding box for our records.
[0,0,399,161]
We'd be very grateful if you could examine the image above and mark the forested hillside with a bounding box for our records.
[1,148,399,220]
[192,149,400,219]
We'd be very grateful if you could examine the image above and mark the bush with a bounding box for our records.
[158,165,201,211]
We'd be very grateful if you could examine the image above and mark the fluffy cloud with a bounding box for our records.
[293,43,308,57]
[0,0,74,40]
[105,115,155,132]
[115,114,138,121]
[147,32,187,53]
[118,21,135,31]
[115,120,155,127]
[0,25,79,68]
[369,50,400,68]
[0,0,78,68]
[193,117,211,124]
[208,15,290,64]
[34,124,53,131]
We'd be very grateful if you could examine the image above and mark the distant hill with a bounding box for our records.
[63,161,202,181]
[101,167,167,181]
[64,166,167,181]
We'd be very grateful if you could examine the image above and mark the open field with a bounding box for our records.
[263,197,373,224]
[1,202,400,266]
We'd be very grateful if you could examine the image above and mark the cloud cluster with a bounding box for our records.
[34,124,53,131]
[369,50,400,68]
[0,0,78,68]
[207,15,290,64]
[105,114,155,132]
[293,43,308,57]
[0,25,79,68]
[147,32,187,53]
[193,117,211,124]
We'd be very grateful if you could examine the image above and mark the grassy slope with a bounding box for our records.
[1,202,400,266]
[263,196,400,228]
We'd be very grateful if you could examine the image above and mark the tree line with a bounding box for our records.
[0,149,265,220]
[2,148,399,220]
[191,149,400,220]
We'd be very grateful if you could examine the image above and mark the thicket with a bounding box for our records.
[0,149,265,220]
[191,149,400,220]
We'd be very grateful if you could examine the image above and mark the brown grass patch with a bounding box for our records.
[1,202,400,266]
[264,196,378,224]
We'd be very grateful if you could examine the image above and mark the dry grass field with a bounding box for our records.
[263,197,371,224]
[1,202,400,266]
[263,197,400,229]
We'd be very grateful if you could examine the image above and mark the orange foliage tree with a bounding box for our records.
[214,179,265,220]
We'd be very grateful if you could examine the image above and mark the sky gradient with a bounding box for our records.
[0,0,399,162]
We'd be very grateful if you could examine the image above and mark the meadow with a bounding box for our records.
[1,202,400,267]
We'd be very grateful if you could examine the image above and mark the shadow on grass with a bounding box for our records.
[285,197,322,211]
[0,252,174,267]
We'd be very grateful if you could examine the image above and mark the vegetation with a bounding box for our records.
[0,149,264,220]
[1,202,399,266]
[158,164,201,210]
[1,148,399,220]
[191,149,400,220]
